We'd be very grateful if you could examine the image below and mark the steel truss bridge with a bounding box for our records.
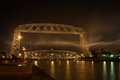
[27,50,80,59]
[10,23,89,57]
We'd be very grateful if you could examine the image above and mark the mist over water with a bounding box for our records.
[86,40,120,47]
[34,40,80,47]
[20,30,120,51]
[21,33,80,51]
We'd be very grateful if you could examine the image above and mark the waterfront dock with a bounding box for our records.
[0,60,56,80]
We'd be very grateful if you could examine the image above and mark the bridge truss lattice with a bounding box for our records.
[10,23,89,56]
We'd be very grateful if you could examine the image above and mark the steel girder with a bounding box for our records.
[10,23,88,55]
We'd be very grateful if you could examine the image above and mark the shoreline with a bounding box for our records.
[0,62,56,80]
[0,58,120,62]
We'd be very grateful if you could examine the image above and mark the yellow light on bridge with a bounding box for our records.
[22,47,26,51]
[18,35,22,40]
[51,53,54,56]
[81,54,84,57]
[18,53,22,57]
[35,53,38,56]
[67,53,69,56]
[34,61,39,66]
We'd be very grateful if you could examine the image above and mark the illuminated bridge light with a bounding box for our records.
[18,53,22,57]
[23,50,82,59]
[18,35,22,40]
[34,61,39,66]
[51,53,54,56]
[22,47,26,51]
[35,53,38,56]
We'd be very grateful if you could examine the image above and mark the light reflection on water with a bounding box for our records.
[81,61,86,80]
[119,63,120,79]
[110,62,115,80]
[91,61,94,72]
[50,61,55,76]
[66,60,70,80]
[35,60,119,80]
[103,61,108,80]
[81,61,85,74]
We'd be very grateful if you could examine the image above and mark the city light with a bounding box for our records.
[51,53,54,56]
[2,56,5,58]
[18,64,22,66]
[67,53,69,56]
[81,54,84,57]
[34,61,39,66]
[110,54,114,58]
[22,47,26,51]
[102,54,106,57]
[35,53,38,56]
[18,53,22,57]
[90,54,93,57]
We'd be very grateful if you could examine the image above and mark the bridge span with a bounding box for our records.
[18,49,84,60]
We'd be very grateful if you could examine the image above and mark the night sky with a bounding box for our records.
[0,1,120,51]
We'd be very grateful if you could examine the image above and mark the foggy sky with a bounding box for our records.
[0,1,120,51]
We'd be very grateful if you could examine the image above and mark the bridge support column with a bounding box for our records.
[10,30,21,55]
[79,32,90,57]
